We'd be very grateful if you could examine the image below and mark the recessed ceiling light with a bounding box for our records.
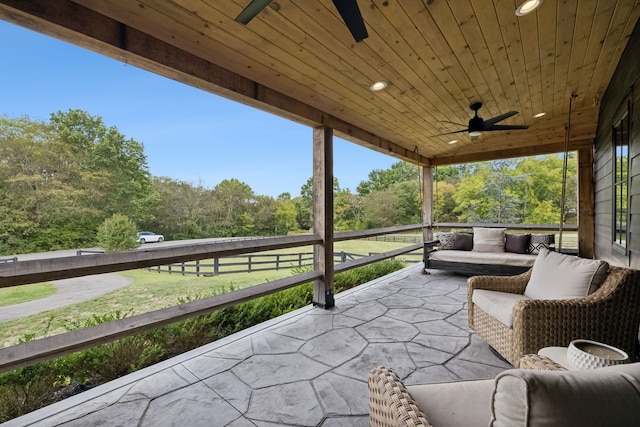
[533,112,546,118]
[369,81,388,91]
[448,139,458,145]
[516,0,544,16]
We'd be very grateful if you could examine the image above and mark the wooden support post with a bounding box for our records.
[422,166,434,273]
[577,146,595,258]
[422,166,434,242]
[312,126,335,308]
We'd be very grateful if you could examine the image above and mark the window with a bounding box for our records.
[613,100,630,250]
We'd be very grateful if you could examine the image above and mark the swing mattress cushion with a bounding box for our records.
[428,250,537,267]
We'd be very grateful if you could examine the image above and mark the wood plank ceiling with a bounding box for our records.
[0,0,638,166]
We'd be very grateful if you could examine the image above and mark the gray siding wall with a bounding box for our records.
[594,20,640,267]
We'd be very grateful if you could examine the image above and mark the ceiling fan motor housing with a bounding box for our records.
[468,116,484,132]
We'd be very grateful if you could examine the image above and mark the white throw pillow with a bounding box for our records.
[472,227,506,252]
[523,248,609,300]
[490,363,640,427]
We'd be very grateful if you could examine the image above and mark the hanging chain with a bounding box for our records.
[559,94,578,251]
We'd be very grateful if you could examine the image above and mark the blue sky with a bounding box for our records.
[0,21,398,198]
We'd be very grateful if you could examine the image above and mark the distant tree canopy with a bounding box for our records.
[0,111,155,253]
[0,110,578,255]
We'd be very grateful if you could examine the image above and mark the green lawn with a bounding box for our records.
[0,283,57,307]
[0,239,421,347]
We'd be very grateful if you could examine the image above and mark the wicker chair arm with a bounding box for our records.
[517,354,568,371]
[514,292,621,321]
[369,366,432,427]
[467,269,532,294]
[512,297,609,332]
[511,272,640,360]
[467,269,532,325]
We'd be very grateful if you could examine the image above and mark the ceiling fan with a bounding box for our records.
[235,0,369,42]
[438,102,529,141]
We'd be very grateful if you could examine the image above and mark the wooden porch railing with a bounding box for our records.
[0,222,574,373]
[0,224,422,373]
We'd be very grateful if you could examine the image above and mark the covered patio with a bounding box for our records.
[1,1,640,425]
[5,265,510,426]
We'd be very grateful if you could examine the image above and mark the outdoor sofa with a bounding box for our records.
[424,227,554,276]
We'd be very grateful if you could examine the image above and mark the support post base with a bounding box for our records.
[313,289,335,309]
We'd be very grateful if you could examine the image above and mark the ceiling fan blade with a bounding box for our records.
[434,129,469,137]
[331,0,369,42]
[441,120,467,127]
[484,124,529,131]
[483,111,518,127]
[236,0,273,24]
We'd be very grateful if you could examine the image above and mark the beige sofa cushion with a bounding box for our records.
[429,250,537,267]
[523,248,609,299]
[473,227,506,252]
[408,379,494,427]
[472,290,531,327]
[490,362,640,427]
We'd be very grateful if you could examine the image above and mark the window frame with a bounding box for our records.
[612,96,631,253]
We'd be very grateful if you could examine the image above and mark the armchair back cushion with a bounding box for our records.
[523,248,609,299]
[490,363,640,426]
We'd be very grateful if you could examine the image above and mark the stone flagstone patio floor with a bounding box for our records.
[6,264,512,427]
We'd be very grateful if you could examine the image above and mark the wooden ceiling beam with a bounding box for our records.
[430,138,593,166]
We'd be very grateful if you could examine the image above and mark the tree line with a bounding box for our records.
[0,110,576,255]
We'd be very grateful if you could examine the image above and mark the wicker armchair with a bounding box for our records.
[468,266,640,366]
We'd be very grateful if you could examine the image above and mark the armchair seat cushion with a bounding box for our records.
[472,290,531,327]
[407,379,494,427]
